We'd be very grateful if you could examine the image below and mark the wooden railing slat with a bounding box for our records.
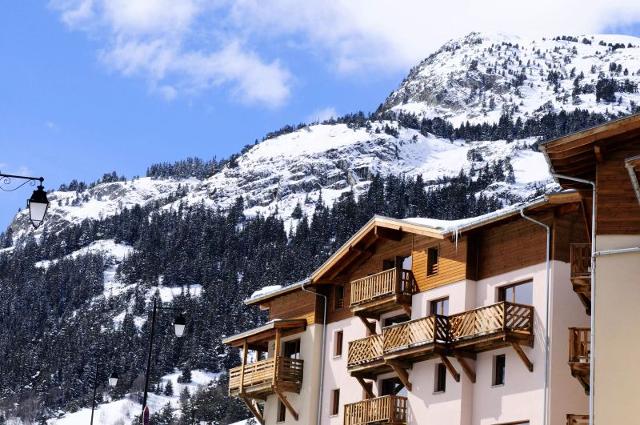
[344,395,407,425]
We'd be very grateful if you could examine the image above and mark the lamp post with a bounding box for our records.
[0,172,49,228]
[141,299,186,422]
[89,364,118,425]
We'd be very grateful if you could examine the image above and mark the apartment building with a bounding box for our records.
[223,114,640,425]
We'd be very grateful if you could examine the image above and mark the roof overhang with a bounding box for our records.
[540,113,640,188]
[222,319,307,350]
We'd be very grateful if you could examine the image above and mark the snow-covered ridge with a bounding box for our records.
[383,32,640,126]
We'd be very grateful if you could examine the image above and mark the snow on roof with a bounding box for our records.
[249,285,282,300]
[399,198,546,234]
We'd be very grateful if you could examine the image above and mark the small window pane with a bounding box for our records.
[334,331,343,357]
[284,339,301,359]
[430,297,449,315]
[278,400,286,422]
[331,389,340,416]
[493,354,506,386]
[434,363,446,392]
[334,285,345,310]
[427,247,439,276]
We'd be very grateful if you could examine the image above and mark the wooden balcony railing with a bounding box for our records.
[569,328,590,364]
[566,414,589,425]
[344,395,408,425]
[570,243,592,280]
[449,301,534,344]
[348,334,383,368]
[383,314,449,354]
[350,268,416,307]
[228,356,304,396]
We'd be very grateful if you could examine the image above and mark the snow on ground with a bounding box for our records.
[149,284,203,303]
[35,239,134,269]
[48,370,220,425]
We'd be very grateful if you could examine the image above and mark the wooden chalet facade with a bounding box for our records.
[224,114,640,425]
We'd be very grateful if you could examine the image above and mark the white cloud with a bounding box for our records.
[50,0,640,105]
[306,106,338,123]
[50,0,291,107]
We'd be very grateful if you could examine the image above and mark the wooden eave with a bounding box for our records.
[309,216,445,284]
[222,319,307,350]
[541,113,640,187]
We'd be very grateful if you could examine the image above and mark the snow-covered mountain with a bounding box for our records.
[2,32,640,423]
[383,32,640,125]
[9,32,640,242]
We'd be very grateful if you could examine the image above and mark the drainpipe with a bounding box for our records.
[553,174,596,425]
[520,209,551,425]
[302,281,328,425]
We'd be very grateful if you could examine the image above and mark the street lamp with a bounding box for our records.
[89,363,119,425]
[141,299,187,422]
[0,172,49,229]
[109,372,119,388]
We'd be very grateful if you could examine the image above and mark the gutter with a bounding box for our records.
[301,282,328,425]
[553,174,596,425]
[520,208,551,425]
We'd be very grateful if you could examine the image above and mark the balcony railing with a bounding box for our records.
[566,414,589,425]
[449,301,534,343]
[570,243,592,280]
[344,395,408,425]
[228,356,304,396]
[350,268,416,307]
[347,334,383,368]
[383,314,449,354]
[569,328,590,364]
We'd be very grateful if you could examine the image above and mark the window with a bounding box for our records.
[331,389,340,416]
[434,363,446,393]
[383,258,396,270]
[493,354,506,386]
[383,314,410,327]
[277,400,286,422]
[430,297,449,316]
[334,285,345,310]
[283,339,301,359]
[381,377,405,396]
[498,280,533,305]
[427,247,439,276]
[334,331,343,357]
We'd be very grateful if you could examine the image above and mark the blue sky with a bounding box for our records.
[2,1,640,229]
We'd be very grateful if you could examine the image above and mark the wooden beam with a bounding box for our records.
[594,145,604,163]
[439,355,460,382]
[355,376,375,399]
[375,226,403,241]
[274,329,281,383]
[454,354,476,383]
[358,315,377,335]
[400,303,412,317]
[386,360,412,391]
[274,387,299,421]
[511,343,534,372]
[240,340,248,393]
[240,396,264,425]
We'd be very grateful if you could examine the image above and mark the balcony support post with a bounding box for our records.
[240,340,248,394]
[511,342,534,372]
[386,360,412,391]
[274,387,299,421]
[357,315,377,335]
[454,354,476,383]
[394,257,403,295]
[355,376,375,399]
[240,396,265,425]
[274,328,281,384]
[439,354,460,382]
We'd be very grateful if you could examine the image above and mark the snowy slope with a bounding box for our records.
[383,32,640,125]
[48,370,219,425]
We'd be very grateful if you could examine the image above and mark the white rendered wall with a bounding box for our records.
[262,324,323,425]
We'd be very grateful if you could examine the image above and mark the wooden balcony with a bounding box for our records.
[344,395,408,425]
[568,327,590,394]
[449,301,534,370]
[382,315,449,362]
[228,356,304,399]
[347,334,388,377]
[570,243,591,312]
[350,268,416,319]
[566,414,589,425]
